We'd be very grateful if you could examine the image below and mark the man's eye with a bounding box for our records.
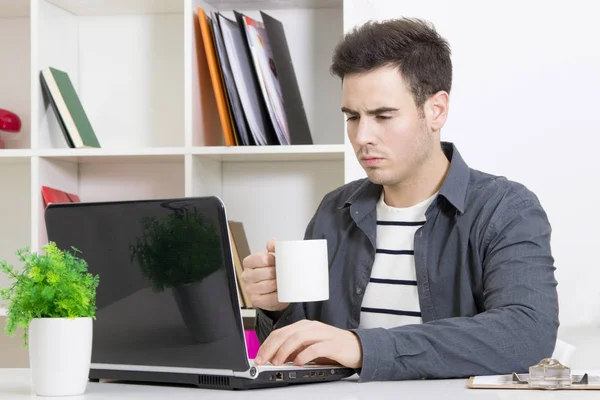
[346,116,358,122]
[376,115,391,120]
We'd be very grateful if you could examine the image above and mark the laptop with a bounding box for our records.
[44,196,355,390]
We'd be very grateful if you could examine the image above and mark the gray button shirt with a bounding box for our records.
[255,142,559,382]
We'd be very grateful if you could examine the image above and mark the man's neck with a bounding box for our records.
[383,145,450,208]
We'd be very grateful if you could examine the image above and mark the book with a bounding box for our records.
[260,11,313,145]
[41,186,80,208]
[228,225,247,308]
[240,13,290,145]
[228,221,254,308]
[197,7,238,147]
[218,13,278,146]
[211,10,253,146]
[40,67,101,149]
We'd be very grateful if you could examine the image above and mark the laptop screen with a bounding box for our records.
[45,196,250,372]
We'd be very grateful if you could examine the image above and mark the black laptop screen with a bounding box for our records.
[44,196,250,372]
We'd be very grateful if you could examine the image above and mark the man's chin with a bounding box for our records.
[364,171,386,185]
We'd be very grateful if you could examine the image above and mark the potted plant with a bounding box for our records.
[129,203,235,342]
[0,241,99,397]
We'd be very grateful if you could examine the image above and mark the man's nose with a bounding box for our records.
[354,119,375,146]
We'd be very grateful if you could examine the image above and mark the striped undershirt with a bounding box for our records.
[359,191,438,329]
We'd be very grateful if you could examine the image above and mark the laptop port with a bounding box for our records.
[318,372,325,377]
[275,372,283,381]
[310,372,316,377]
[288,372,296,379]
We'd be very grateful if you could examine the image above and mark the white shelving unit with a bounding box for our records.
[0,0,351,316]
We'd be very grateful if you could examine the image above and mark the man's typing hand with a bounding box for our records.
[254,320,363,369]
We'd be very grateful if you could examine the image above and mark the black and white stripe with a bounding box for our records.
[359,192,437,329]
[377,220,425,226]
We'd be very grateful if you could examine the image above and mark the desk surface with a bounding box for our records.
[2,369,600,400]
[3,326,600,399]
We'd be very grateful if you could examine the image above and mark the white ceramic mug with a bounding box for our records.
[275,239,329,303]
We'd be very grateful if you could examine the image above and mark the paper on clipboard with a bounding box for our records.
[467,370,600,390]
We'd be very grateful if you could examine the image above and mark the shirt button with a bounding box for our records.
[356,287,362,295]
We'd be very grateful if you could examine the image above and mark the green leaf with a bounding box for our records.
[0,242,100,347]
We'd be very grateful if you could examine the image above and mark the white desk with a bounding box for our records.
[3,326,599,399]
[2,369,600,400]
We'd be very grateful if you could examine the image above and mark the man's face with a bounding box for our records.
[342,65,438,187]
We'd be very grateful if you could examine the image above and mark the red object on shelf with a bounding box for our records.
[0,108,22,133]
[0,108,22,148]
[41,186,81,208]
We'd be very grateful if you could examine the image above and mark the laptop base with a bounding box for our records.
[89,367,355,390]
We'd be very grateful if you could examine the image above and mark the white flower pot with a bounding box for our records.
[28,317,93,396]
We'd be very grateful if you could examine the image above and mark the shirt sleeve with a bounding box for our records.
[350,196,559,381]
[254,304,307,343]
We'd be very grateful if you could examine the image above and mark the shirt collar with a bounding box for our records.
[340,141,470,215]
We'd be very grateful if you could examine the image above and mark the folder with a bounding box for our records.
[218,13,277,146]
[211,10,253,146]
[261,11,313,145]
[206,10,313,146]
[197,7,238,146]
[234,10,314,145]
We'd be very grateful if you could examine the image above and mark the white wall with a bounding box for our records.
[344,0,600,329]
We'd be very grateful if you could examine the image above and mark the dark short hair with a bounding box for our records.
[330,18,452,110]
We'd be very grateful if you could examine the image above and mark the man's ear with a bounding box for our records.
[424,91,449,131]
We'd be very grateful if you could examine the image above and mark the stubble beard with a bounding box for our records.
[365,122,434,188]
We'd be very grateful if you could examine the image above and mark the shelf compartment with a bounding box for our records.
[0,8,31,149]
[37,0,184,150]
[36,156,185,247]
[190,3,344,147]
[191,156,344,254]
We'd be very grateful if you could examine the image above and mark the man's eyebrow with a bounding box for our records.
[341,106,399,115]
[341,107,358,115]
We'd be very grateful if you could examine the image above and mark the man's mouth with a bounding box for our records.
[361,157,383,166]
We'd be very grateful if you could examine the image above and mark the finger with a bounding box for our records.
[245,279,277,296]
[241,266,276,284]
[283,348,304,364]
[272,328,328,366]
[255,320,310,364]
[313,356,339,366]
[248,292,280,311]
[293,342,333,366]
[266,237,277,253]
[242,253,275,270]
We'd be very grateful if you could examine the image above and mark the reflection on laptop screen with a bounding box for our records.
[45,196,249,372]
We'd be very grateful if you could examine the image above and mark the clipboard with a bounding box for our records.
[467,371,600,390]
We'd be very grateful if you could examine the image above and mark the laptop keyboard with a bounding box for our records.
[250,360,341,370]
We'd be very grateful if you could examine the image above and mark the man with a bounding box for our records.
[241,17,559,382]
